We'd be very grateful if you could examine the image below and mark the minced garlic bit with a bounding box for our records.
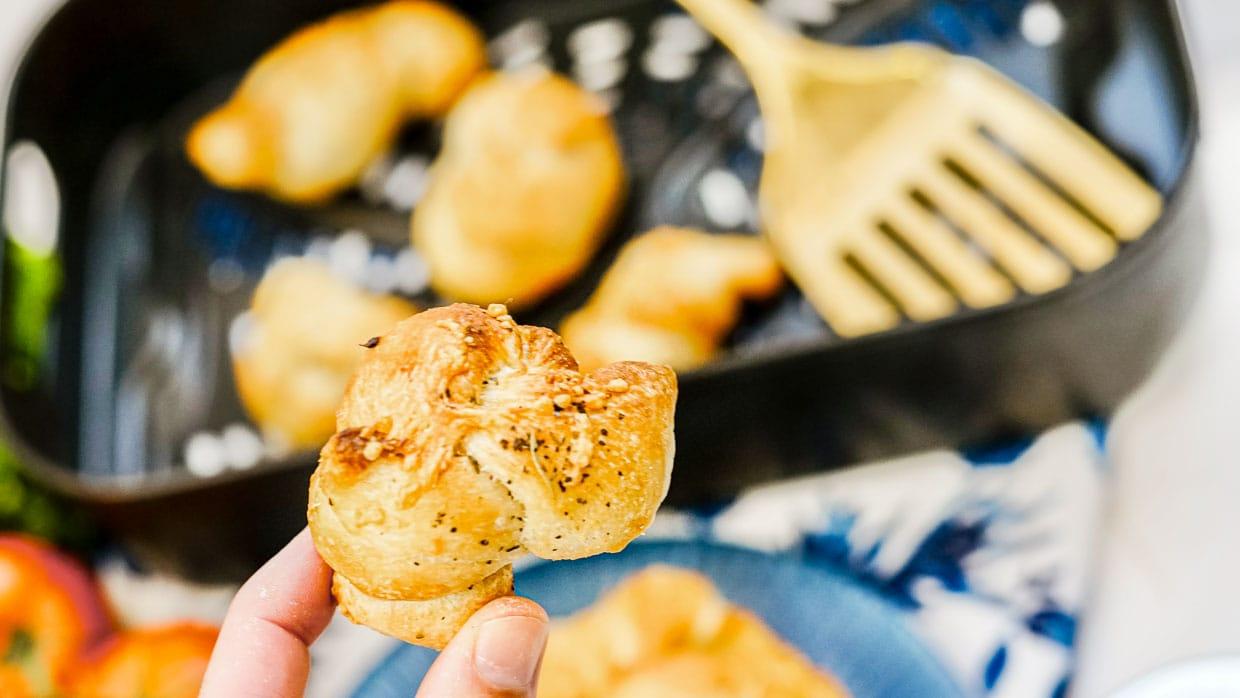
[553,394,572,408]
[362,440,384,461]
[606,378,629,393]
[486,303,508,317]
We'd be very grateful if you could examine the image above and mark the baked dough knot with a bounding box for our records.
[308,303,677,648]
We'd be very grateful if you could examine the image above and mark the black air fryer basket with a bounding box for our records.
[0,0,1205,581]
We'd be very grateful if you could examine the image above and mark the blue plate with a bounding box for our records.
[354,541,962,697]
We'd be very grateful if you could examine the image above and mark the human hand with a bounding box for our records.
[199,529,550,697]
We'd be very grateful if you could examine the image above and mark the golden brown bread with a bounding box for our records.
[561,227,784,372]
[186,1,484,202]
[307,304,676,648]
[413,70,626,309]
[539,565,729,695]
[538,566,849,698]
[231,258,417,451]
[605,611,849,698]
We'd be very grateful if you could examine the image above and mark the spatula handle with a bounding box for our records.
[673,0,786,72]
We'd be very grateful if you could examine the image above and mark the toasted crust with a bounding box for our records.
[561,227,783,372]
[186,1,484,202]
[539,567,848,698]
[413,70,626,308]
[308,304,676,648]
[332,567,512,650]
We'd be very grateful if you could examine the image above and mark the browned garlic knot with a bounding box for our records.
[308,303,676,648]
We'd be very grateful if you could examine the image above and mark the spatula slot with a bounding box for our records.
[940,156,1077,270]
[925,159,1072,293]
[907,187,1024,291]
[848,226,958,321]
[874,220,961,300]
[975,124,1119,241]
[841,251,904,321]
[949,128,1120,272]
[881,197,1015,308]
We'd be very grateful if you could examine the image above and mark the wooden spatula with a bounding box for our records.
[676,0,1163,337]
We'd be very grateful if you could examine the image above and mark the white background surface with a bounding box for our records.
[1075,1,1240,694]
[0,1,1236,695]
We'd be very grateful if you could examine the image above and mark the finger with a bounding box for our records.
[416,596,549,698]
[200,528,336,698]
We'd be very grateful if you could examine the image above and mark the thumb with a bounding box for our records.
[416,596,550,698]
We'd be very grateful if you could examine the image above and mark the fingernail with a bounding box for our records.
[473,614,549,691]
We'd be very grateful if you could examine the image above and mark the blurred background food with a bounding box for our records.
[67,623,218,698]
[3,0,1240,694]
[0,536,110,696]
[0,534,217,697]
[561,226,782,371]
[539,565,848,698]
[413,69,626,308]
[187,0,485,202]
[231,257,417,451]
[416,69,629,308]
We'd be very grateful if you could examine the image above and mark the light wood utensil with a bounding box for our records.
[675,0,1163,337]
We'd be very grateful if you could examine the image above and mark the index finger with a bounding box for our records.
[200,528,336,698]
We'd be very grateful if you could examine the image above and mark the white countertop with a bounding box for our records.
[1074,1,1240,694]
[2,1,1237,695]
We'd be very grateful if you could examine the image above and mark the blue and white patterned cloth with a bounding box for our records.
[645,421,1106,698]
